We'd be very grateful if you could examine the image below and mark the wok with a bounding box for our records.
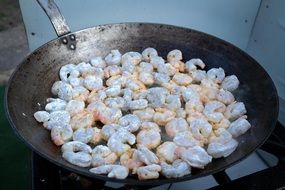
[5,0,279,186]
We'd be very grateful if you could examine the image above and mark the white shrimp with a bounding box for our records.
[34,111,50,123]
[59,63,76,82]
[150,56,165,69]
[190,119,212,145]
[176,146,212,169]
[105,97,126,109]
[153,72,170,85]
[137,164,161,180]
[62,141,92,167]
[57,82,73,101]
[122,61,136,73]
[83,75,103,91]
[51,124,73,146]
[185,58,205,72]
[172,73,192,86]
[107,129,136,156]
[120,149,143,174]
[138,62,154,73]
[73,127,101,144]
[89,165,129,179]
[91,145,118,167]
[132,90,148,100]
[137,129,161,149]
[105,85,121,97]
[203,101,226,123]
[167,49,182,62]
[161,159,191,178]
[185,99,204,113]
[118,114,141,132]
[127,99,148,110]
[70,111,94,130]
[140,122,160,132]
[105,49,122,66]
[156,142,178,163]
[173,131,201,148]
[212,118,231,130]
[228,116,251,137]
[186,111,207,124]
[176,108,187,119]
[216,89,235,105]
[157,63,176,76]
[72,86,90,102]
[191,69,206,82]
[87,89,107,103]
[133,107,155,122]
[224,102,247,121]
[51,81,63,95]
[153,108,176,126]
[221,75,239,92]
[104,65,122,78]
[68,76,83,87]
[121,51,142,65]
[45,98,67,112]
[182,86,200,102]
[165,95,181,111]
[101,124,121,141]
[65,100,85,116]
[136,145,159,165]
[125,78,146,91]
[46,110,71,130]
[106,75,127,87]
[207,128,238,158]
[165,118,188,138]
[139,72,154,86]
[75,62,97,77]
[90,56,107,68]
[207,67,225,83]
[142,47,158,62]
[122,88,133,102]
[146,87,169,108]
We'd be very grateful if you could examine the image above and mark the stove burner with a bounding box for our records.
[32,122,285,190]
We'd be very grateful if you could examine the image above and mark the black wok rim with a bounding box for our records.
[4,22,279,185]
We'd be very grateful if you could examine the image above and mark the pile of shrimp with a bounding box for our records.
[34,48,251,180]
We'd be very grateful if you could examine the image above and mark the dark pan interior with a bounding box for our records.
[5,23,279,185]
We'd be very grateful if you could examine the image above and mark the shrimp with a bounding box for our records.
[105,97,126,109]
[91,145,118,167]
[172,73,192,86]
[83,76,103,91]
[68,76,83,87]
[122,61,136,73]
[157,63,176,76]
[227,116,251,137]
[150,56,165,69]
[87,89,107,103]
[127,99,148,110]
[191,70,206,83]
[57,82,73,101]
[146,87,169,108]
[59,63,76,82]
[164,95,181,111]
[139,72,154,86]
[65,100,85,116]
[216,89,235,105]
[186,111,207,124]
[122,88,133,102]
[165,118,188,138]
[106,75,127,87]
[185,99,204,113]
[167,49,182,62]
[34,110,49,123]
[182,86,200,102]
[125,78,146,91]
[137,164,161,180]
[75,62,97,77]
[212,118,231,130]
[224,102,247,121]
[104,49,122,66]
[132,89,148,100]
[118,114,141,132]
[221,75,239,92]
[156,142,178,163]
[185,58,205,72]
[136,144,159,165]
[104,65,122,78]
[70,110,94,130]
[51,81,63,95]
[62,141,92,167]
[153,72,170,85]
[72,86,90,102]
[207,67,225,83]
[203,101,226,123]
[137,129,161,149]
[207,128,238,158]
[140,122,161,132]
[190,119,212,145]
[90,56,107,68]
[105,85,121,97]
[142,47,158,62]
[133,107,155,122]
[120,149,143,174]
[89,165,129,179]
[107,129,136,156]
[101,124,121,141]
[176,108,187,119]
[121,51,142,65]
[138,62,154,73]
[46,111,71,130]
[176,146,212,169]
[153,108,176,126]
[160,159,191,178]
[45,98,66,112]
[73,127,102,144]
[173,131,201,148]
[51,124,73,146]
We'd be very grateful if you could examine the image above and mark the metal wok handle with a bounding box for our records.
[36,0,71,37]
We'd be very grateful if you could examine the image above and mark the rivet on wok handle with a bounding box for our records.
[69,44,76,50]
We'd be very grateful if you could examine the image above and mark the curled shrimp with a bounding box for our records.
[185,99,204,113]
[51,124,73,146]
[45,98,66,112]
[105,85,121,97]
[212,118,231,130]
[118,114,141,132]
[106,75,127,87]
[89,165,129,179]
[65,100,85,117]
[190,119,212,145]
[138,62,154,73]
[133,107,155,122]
[127,99,148,110]
[165,118,188,138]
[157,63,176,76]
[125,78,146,91]
[105,49,122,66]
[73,127,102,144]
[140,122,160,132]
[150,56,165,69]
[228,116,251,137]
[185,58,205,72]
[221,75,239,92]
[70,110,94,130]
[216,89,235,105]
[101,124,121,141]
[105,97,126,109]
[83,75,103,91]
[137,164,161,180]
[46,111,71,130]
[207,67,225,83]
[120,149,143,174]
[172,73,192,86]
[161,159,191,178]
[34,111,50,123]
[142,47,158,62]
[153,72,170,85]
[173,131,201,148]
[90,56,106,68]
[191,69,206,82]
[203,101,226,123]
[139,72,154,86]
[156,141,178,163]
[186,111,207,124]
[91,145,118,167]
[224,102,247,121]
[121,51,142,65]
[59,64,76,82]
[57,82,73,101]
[72,86,90,102]
[87,89,107,103]
[107,129,136,156]
[137,129,161,149]
[62,141,92,167]
[167,49,183,62]
[146,87,169,108]
[153,108,176,126]
[136,145,159,165]
[104,65,122,78]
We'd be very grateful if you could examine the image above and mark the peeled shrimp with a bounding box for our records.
[57,82,73,101]
[89,165,129,179]
[203,101,226,123]
[72,86,90,102]
[70,110,94,130]
[87,89,107,103]
[139,72,154,86]
[137,164,161,180]
[191,69,206,82]
[165,118,188,138]
[65,100,85,116]
[118,114,141,132]
[105,97,126,109]
[106,75,127,87]
[73,127,102,144]
[45,98,66,112]
[105,49,122,66]
[121,51,142,65]
[207,67,225,83]
[46,110,71,130]
[91,145,118,167]
[153,108,176,126]
[140,122,160,132]
[127,99,148,110]
[150,56,165,69]
[157,63,176,76]
[105,85,121,97]
[137,129,161,149]
[90,56,106,68]
[83,75,103,91]
[133,107,155,122]
[120,149,143,174]
[153,72,170,85]
[142,47,158,62]
[173,131,201,148]
[136,145,159,165]
[138,62,154,73]
[34,111,50,123]
[221,75,239,92]
[161,159,191,178]
[228,116,251,137]
[190,119,212,145]
[185,58,205,72]
[59,64,76,82]
[224,102,247,121]
[51,124,73,146]
[216,89,235,105]
[172,73,192,86]
[156,142,178,163]
[104,65,121,78]
[101,124,121,141]
[146,87,169,108]
[167,49,182,62]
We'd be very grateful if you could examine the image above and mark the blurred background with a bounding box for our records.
[0,0,284,189]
